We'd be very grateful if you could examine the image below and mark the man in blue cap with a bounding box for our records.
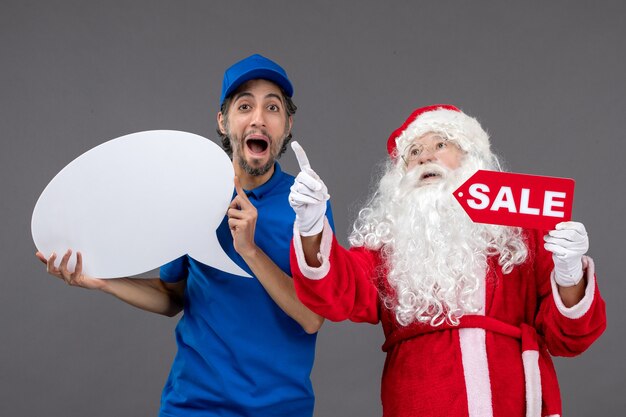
[38,54,333,416]
[157,54,334,416]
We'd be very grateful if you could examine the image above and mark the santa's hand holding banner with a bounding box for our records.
[288,105,606,417]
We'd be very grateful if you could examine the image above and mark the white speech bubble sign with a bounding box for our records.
[31,130,251,278]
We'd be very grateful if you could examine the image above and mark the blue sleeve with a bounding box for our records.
[325,200,336,232]
[159,255,189,283]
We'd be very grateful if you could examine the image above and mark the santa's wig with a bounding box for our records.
[350,105,528,326]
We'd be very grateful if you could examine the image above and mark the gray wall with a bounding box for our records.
[2,1,624,416]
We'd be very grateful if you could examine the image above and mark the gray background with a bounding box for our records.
[1,1,624,416]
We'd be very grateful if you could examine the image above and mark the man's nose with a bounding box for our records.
[250,107,266,127]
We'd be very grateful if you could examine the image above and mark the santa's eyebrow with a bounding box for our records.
[406,142,422,151]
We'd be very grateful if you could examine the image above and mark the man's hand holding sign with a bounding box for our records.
[36,249,100,290]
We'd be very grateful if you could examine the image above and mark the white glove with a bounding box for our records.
[543,221,589,287]
[289,141,330,236]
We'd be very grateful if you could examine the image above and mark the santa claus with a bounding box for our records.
[287,105,606,417]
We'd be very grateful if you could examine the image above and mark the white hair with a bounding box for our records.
[349,151,528,327]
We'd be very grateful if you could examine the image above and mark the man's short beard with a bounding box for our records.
[350,154,528,327]
[238,154,274,176]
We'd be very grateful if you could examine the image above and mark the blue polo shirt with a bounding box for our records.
[159,163,334,417]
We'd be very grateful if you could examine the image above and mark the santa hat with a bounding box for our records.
[386,104,492,163]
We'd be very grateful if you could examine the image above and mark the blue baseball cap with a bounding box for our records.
[219,54,294,106]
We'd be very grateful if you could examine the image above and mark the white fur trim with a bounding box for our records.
[292,217,333,280]
[395,108,491,163]
[459,328,493,417]
[522,350,542,417]
[551,256,596,319]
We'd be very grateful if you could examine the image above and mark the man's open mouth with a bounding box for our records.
[245,138,269,154]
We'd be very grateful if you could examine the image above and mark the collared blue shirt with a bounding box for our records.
[159,162,334,417]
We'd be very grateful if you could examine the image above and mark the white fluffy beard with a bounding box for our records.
[350,155,528,327]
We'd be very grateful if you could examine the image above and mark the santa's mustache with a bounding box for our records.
[399,163,451,189]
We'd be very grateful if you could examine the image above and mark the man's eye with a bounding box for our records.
[268,104,279,112]
[410,148,420,156]
[238,104,251,111]
[436,141,447,149]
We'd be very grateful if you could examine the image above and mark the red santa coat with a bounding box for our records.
[291,221,606,417]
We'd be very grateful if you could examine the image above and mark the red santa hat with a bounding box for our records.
[386,104,492,163]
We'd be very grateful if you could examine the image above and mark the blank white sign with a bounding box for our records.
[31,130,250,278]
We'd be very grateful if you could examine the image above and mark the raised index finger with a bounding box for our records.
[232,176,252,208]
[291,141,311,171]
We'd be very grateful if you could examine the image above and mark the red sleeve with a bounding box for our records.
[531,229,607,357]
[290,231,381,324]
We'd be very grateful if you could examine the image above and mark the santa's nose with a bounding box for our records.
[418,149,437,164]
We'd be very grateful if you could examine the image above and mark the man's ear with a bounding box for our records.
[217,111,226,135]
[287,115,293,135]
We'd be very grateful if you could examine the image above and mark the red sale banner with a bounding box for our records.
[453,170,575,230]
